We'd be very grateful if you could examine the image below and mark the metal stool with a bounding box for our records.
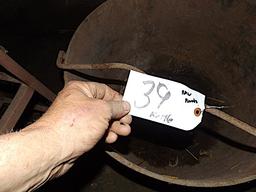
[0,47,56,134]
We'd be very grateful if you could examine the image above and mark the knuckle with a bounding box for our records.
[58,81,80,98]
[66,80,80,88]
[113,91,121,99]
[57,88,72,98]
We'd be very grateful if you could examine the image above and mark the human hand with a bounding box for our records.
[0,81,132,191]
[36,81,132,157]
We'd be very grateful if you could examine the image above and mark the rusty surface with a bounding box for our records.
[0,51,55,134]
[58,61,256,137]
[0,50,56,102]
[0,71,20,83]
[0,84,33,134]
[63,0,256,187]
[0,96,48,113]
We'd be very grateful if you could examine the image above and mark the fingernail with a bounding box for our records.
[122,101,130,112]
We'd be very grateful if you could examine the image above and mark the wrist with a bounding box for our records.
[33,112,90,159]
[22,120,75,166]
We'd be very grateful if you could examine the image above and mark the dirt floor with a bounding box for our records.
[1,1,256,191]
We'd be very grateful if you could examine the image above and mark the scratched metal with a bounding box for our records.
[63,0,256,187]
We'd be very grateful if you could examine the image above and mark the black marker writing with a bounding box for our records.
[185,98,198,104]
[182,90,192,96]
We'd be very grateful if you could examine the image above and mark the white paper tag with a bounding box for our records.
[123,70,205,131]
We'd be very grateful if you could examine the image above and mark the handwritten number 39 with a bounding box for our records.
[134,81,171,109]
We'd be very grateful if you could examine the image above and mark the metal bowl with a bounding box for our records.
[62,0,256,187]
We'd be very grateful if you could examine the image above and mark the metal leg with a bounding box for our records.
[0,84,34,134]
[0,50,56,102]
[0,48,55,134]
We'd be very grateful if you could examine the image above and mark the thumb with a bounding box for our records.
[108,101,131,119]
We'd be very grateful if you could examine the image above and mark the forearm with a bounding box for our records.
[0,81,131,192]
[0,122,70,192]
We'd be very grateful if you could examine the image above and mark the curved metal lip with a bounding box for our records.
[106,150,256,188]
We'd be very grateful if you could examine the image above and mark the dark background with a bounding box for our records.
[0,0,105,93]
[1,1,256,191]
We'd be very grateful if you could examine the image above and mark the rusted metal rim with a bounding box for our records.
[106,151,256,187]
[63,64,256,187]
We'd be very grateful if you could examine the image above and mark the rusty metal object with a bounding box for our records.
[0,84,34,134]
[0,97,48,113]
[0,50,55,133]
[58,61,256,137]
[0,72,20,83]
[61,0,256,187]
[0,69,34,133]
[205,107,256,137]
[0,50,56,102]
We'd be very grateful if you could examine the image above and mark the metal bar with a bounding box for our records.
[0,50,56,101]
[0,72,21,84]
[56,51,144,73]
[0,96,48,112]
[0,84,34,134]
[205,107,256,137]
[57,62,145,73]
